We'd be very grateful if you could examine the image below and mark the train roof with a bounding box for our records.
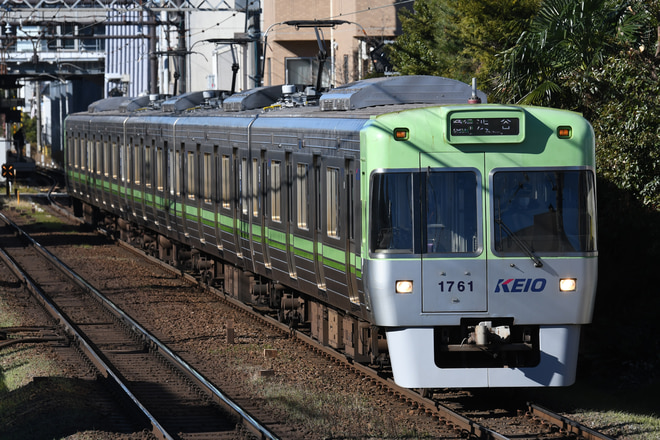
[84,76,488,119]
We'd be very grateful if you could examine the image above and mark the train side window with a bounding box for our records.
[271,160,282,222]
[123,143,130,183]
[133,141,141,185]
[221,155,230,209]
[297,163,309,229]
[145,141,152,188]
[203,152,212,204]
[104,140,111,177]
[112,139,118,179]
[85,138,92,171]
[94,140,103,176]
[187,151,195,200]
[327,167,339,238]
[156,147,164,191]
[73,137,79,169]
[240,158,248,214]
[120,143,125,182]
[252,158,259,217]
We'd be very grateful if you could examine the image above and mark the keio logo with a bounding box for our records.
[495,278,546,293]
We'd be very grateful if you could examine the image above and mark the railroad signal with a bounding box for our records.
[2,163,14,178]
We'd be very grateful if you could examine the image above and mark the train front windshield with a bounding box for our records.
[370,168,597,256]
[370,170,479,255]
[493,170,597,254]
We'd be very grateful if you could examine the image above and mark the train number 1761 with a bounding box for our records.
[438,281,474,292]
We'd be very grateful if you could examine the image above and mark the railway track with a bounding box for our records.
[0,210,282,440]
[105,218,616,440]
[0,200,615,440]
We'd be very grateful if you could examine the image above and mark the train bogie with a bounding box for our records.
[65,76,597,388]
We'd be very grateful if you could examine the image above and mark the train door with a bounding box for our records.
[345,158,360,305]
[237,149,262,273]
[419,153,486,313]
[167,143,185,238]
[110,135,121,212]
[184,144,202,240]
[261,150,272,270]
[285,152,297,279]
[154,142,167,230]
[313,155,326,290]
[87,135,97,202]
[236,150,250,267]
[251,150,267,272]
[198,145,217,246]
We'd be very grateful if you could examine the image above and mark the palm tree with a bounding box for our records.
[494,0,644,109]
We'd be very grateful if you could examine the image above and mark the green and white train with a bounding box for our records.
[65,76,598,388]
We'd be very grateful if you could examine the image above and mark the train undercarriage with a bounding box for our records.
[80,201,388,369]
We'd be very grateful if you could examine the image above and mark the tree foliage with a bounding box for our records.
[494,0,650,108]
[388,0,659,209]
[387,0,538,83]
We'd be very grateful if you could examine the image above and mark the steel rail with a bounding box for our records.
[0,211,175,440]
[0,210,280,440]
[130,239,513,440]
[528,403,615,440]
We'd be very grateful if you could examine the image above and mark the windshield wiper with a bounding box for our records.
[495,218,543,268]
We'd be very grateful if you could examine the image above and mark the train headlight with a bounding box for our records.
[559,278,577,292]
[395,280,413,294]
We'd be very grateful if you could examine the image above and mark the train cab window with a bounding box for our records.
[371,172,414,253]
[222,155,231,209]
[327,167,339,238]
[370,170,479,255]
[297,163,309,229]
[425,171,479,253]
[271,160,282,222]
[493,169,597,254]
[187,151,196,200]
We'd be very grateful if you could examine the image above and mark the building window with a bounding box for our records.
[285,57,332,88]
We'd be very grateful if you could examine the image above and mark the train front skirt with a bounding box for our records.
[386,325,581,388]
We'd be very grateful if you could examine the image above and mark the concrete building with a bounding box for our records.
[261,0,406,88]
